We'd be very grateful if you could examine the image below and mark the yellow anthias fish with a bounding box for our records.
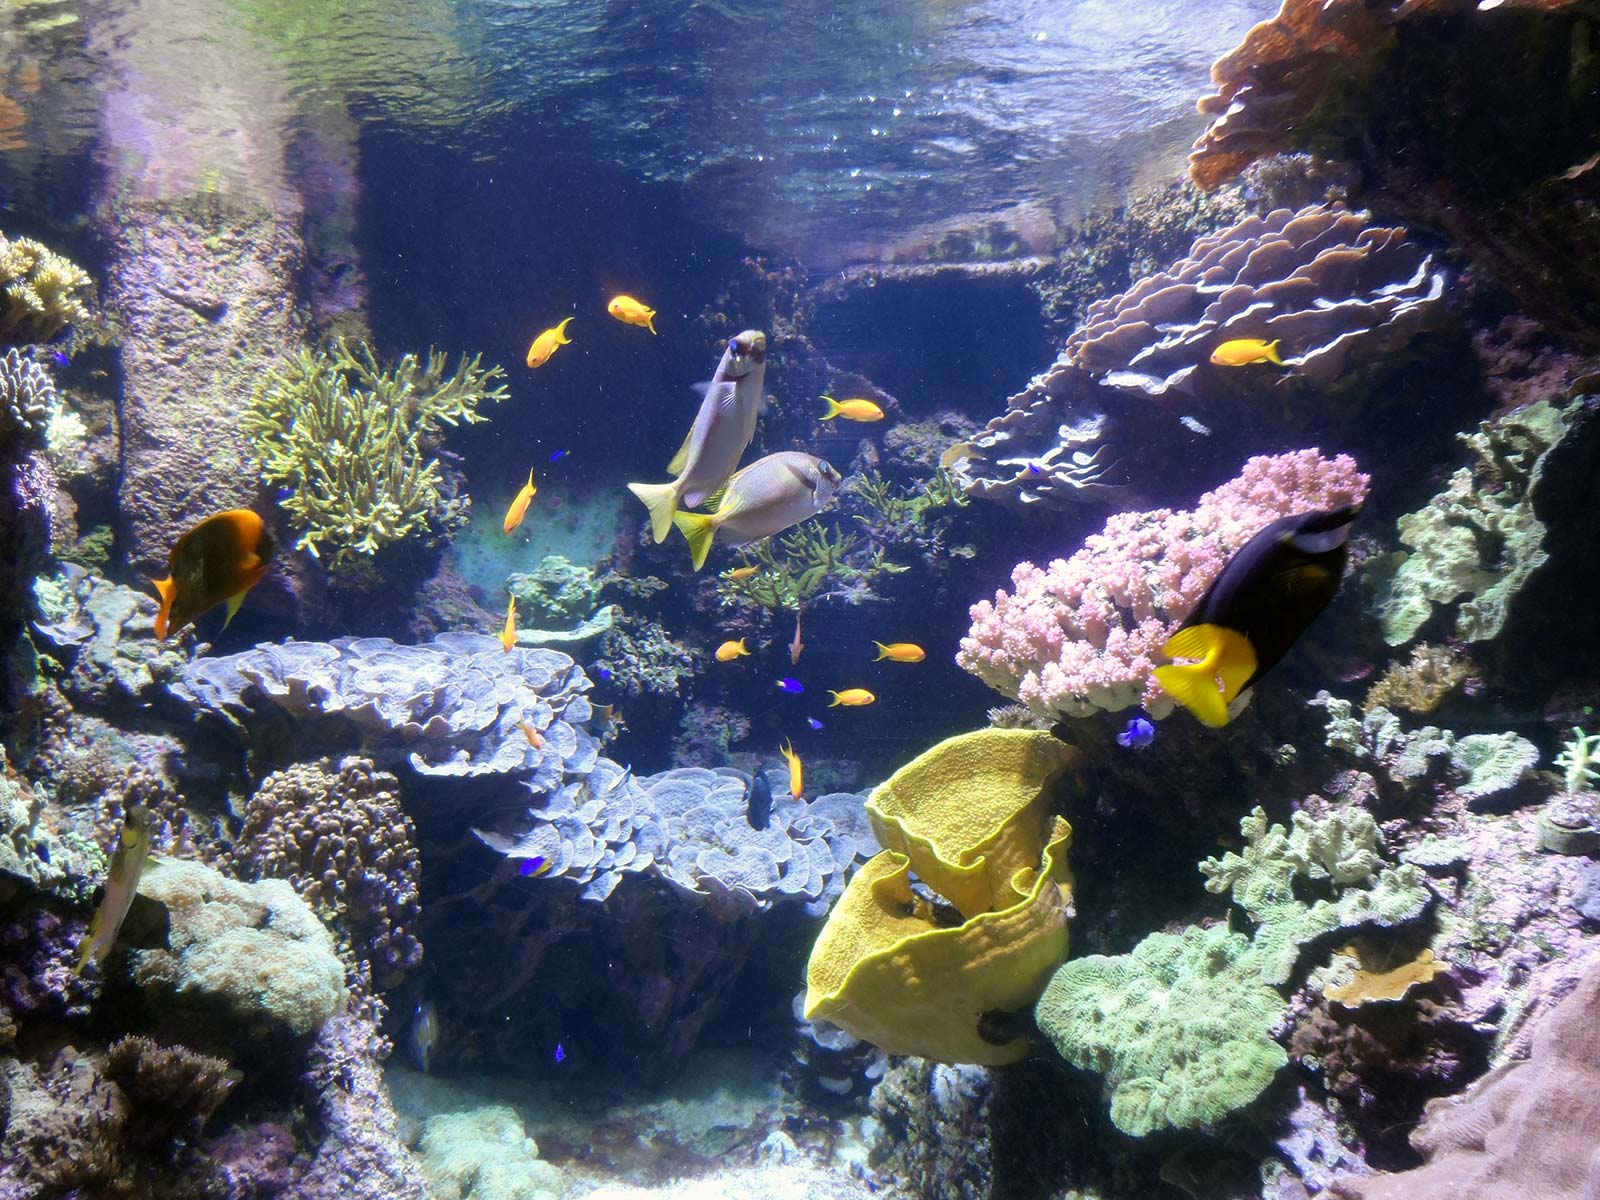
[726,565,759,581]
[498,597,518,653]
[821,395,886,422]
[152,509,275,640]
[520,721,545,749]
[74,802,154,976]
[503,467,537,534]
[607,294,657,334]
[790,609,804,666]
[828,688,876,707]
[526,317,574,368]
[872,641,925,663]
[1210,338,1284,367]
[779,737,803,799]
[715,637,751,662]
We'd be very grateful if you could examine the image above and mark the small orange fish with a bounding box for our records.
[503,467,538,534]
[152,509,275,640]
[1210,338,1283,367]
[527,317,574,368]
[821,395,885,422]
[716,638,751,662]
[520,721,545,749]
[726,565,759,581]
[498,597,517,653]
[779,737,803,799]
[790,608,804,666]
[828,688,876,707]
[872,641,925,663]
[607,294,657,334]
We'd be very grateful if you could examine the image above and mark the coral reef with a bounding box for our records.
[867,1058,993,1200]
[1362,643,1473,716]
[101,1034,236,1150]
[0,230,91,343]
[505,554,600,629]
[958,450,1369,719]
[243,336,508,566]
[32,566,192,709]
[232,756,422,989]
[1367,398,1575,645]
[0,346,55,441]
[805,730,1078,1065]
[416,1104,563,1200]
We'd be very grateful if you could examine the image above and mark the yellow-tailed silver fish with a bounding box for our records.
[74,802,154,976]
[627,330,766,543]
[408,1000,440,1072]
[672,452,842,571]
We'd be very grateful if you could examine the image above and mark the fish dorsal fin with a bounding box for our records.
[702,480,732,514]
[666,426,695,476]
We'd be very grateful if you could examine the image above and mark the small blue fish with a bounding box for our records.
[549,449,568,463]
[519,856,548,877]
[276,486,294,501]
[807,717,824,731]
[553,1042,566,1063]
[596,667,613,682]
[1024,462,1042,476]
[1116,716,1156,750]
[50,350,69,367]
[775,678,803,694]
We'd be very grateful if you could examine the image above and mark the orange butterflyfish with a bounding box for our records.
[827,688,875,707]
[607,294,657,334]
[527,317,574,368]
[503,467,538,534]
[152,509,275,640]
[1209,338,1284,367]
[872,641,925,663]
[779,738,803,799]
[520,721,545,749]
[820,395,885,422]
[715,638,751,662]
[498,597,518,653]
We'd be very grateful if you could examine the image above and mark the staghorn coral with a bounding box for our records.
[232,757,422,990]
[1064,204,1448,395]
[1367,399,1575,645]
[1362,643,1472,716]
[243,335,508,565]
[958,450,1369,720]
[0,345,54,441]
[0,230,91,342]
[1555,727,1600,794]
[102,1035,235,1150]
[715,520,906,614]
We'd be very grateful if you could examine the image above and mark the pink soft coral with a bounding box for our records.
[958,450,1370,720]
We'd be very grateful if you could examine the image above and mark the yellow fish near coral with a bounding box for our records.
[821,395,885,422]
[526,317,573,368]
[152,509,275,640]
[1210,338,1283,367]
[503,467,537,534]
[828,688,876,707]
[74,802,154,976]
[779,737,803,799]
[607,294,657,334]
[715,638,751,662]
[498,597,518,653]
[873,641,925,663]
[726,565,759,581]
[520,721,545,749]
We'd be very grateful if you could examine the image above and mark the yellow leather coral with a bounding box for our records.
[803,728,1079,1065]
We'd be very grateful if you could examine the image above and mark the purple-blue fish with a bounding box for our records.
[549,449,568,463]
[553,1042,566,1063]
[1116,716,1155,750]
[519,856,548,877]
[775,678,803,694]
[807,717,824,731]
[596,667,613,682]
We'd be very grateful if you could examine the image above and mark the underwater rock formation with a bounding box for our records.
[31,565,191,709]
[959,449,1369,720]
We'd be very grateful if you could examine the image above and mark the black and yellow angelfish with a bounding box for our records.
[1154,505,1359,727]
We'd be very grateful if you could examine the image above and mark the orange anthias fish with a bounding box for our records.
[503,467,538,534]
[790,608,804,666]
[520,721,545,749]
[498,597,518,653]
[607,294,657,334]
[527,317,574,368]
[872,641,925,663]
[779,737,803,799]
[1209,337,1284,367]
[152,509,275,640]
[715,638,751,662]
[820,395,885,422]
[828,688,876,707]
[726,565,759,581]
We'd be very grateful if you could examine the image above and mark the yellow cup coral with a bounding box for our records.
[803,728,1079,1065]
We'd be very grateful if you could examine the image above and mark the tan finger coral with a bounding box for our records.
[0,231,91,343]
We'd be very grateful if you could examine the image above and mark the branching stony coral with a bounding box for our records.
[0,346,56,442]
[1555,728,1600,794]
[243,336,508,566]
[0,232,91,343]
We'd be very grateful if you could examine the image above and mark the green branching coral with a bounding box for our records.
[716,522,906,614]
[1199,807,1430,986]
[1555,727,1600,794]
[0,231,91,343]
[244,336,508,566]
[1035,924,1288,1138]
[847,467,968,545]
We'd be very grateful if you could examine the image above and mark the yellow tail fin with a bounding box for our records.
[1153,624,1257,728]
[627,480,679,544]
[1264,339,1283,366]
[672,510,717,571]
[820,395,841,420]
[872,641,890,661]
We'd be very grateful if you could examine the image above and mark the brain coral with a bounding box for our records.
[231,757,422,990]
[958,449,1369,720]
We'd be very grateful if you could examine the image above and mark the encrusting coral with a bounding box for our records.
[0,230,91,343]
[243,335,508,566]
[1362,643,1472,716]
[958,450,1369,720]
[804,729,1079,1066]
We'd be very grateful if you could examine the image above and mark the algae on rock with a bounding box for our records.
[244,336,508,566]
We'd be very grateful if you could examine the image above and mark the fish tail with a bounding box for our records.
[1154,623,1257,728]
[820,395,841,420]
[672,510,718,571]
[872,640,889,661]
[827,691,841,707]
[556,317,573,344]
[647,313,658,335]
[627,480,679,544]
[152,577,175,640]
[1265,339,1284,366]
